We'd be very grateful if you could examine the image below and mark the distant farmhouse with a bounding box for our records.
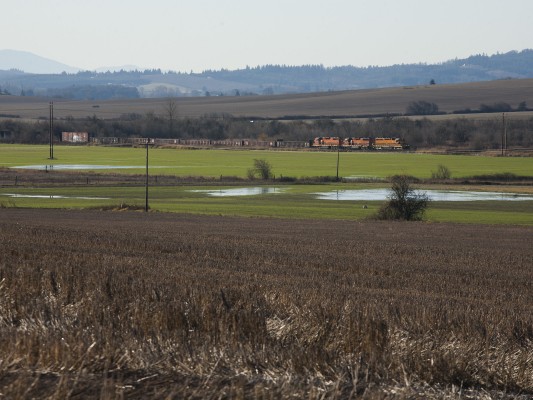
[62,132,89,143]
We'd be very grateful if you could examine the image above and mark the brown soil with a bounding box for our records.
[0,209,532,398]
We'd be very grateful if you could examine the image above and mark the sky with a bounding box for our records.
[2,0,533,72]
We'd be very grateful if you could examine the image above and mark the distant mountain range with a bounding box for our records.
[0,50,81,74]
[1,49,533,100]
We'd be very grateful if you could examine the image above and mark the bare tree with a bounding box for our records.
[406,100,439,116]
[165,98,178,136]
[376,175,429,221]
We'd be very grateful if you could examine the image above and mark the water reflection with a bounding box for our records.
[314,189,533,202]
[2,193,110,200]
[190,187,285,197]
[11,164,161,170]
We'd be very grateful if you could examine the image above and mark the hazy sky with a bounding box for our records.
[3,0,533,72]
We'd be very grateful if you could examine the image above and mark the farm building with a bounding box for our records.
[62,132,89,143]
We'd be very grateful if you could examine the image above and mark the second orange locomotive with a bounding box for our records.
[310,136,408,150]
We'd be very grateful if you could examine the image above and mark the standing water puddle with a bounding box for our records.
[11,164,145,171]
[3,186,531,202]
[191,187,533,201]
[1,194,110,200]
[314,189,533,202]
[11,165,167,170]
[190,187,285,197]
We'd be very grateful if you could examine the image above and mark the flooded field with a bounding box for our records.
[313,189,533,202]
[188,187,533,202]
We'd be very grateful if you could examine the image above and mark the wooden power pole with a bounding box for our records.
[49,102,54,159]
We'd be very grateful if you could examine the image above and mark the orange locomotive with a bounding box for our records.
[311,136,408,150]
[343,137,372,149]
[373,137,405,150]
[311,137,342,148]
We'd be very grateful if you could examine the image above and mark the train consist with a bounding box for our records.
[90,136,408,151]
[310,136,409,150]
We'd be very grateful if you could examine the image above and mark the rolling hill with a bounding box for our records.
[1,49,533,100]
[1,78,533,120]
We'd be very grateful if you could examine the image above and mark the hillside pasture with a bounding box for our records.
[1,79,533,120]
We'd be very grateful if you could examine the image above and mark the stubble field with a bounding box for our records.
[0,209,532,398]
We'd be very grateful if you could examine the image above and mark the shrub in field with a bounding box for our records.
[376,175,429,221]
[431,164,452,180]
[248,158,273,180]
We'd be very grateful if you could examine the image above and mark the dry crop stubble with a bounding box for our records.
[0,209,532,399]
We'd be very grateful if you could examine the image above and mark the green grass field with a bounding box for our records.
[2,144,533,178]
[1,144,533,224]
[2,184,533,225]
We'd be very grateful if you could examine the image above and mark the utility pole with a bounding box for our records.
[336,144,340,181]
[49,102,54,159]
[145,139,150,212]
[501,113,507,156]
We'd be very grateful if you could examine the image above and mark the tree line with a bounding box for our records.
[406,100,530,116]
[2,49,533,99]
[1,112,532,150]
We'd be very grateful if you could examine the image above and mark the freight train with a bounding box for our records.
[310,137,409,150]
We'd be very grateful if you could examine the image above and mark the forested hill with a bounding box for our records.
[1,49,533,99]
[202,50,533,91]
